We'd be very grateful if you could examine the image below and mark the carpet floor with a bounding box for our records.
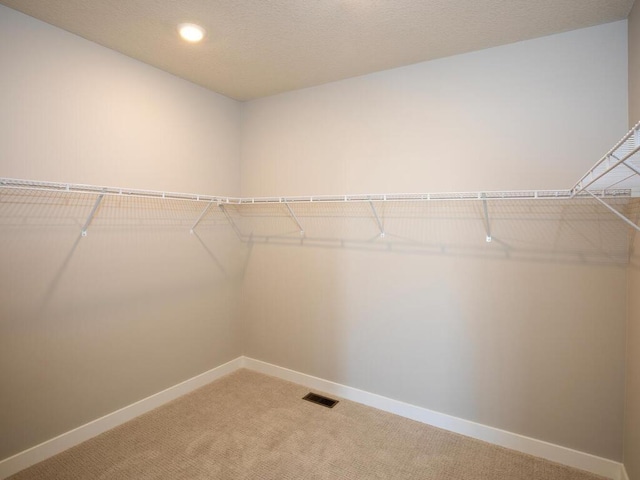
[9,369,607,479]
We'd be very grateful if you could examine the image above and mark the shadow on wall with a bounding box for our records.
[0,188,632,461]
[0,188,250,318]
[0,188,248,460]
[237,196,630,460]
[232,198,635,266]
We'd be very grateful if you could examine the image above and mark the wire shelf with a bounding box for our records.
[2,120,640,244]
[1,177,632,209]
[572,121,640,196]
[0,177,242,204]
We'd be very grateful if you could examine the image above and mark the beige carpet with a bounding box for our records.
[9,369,607,480]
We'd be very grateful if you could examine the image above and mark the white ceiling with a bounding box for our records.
[0,0,635,101]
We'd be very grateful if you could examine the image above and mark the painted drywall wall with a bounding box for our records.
[625,4,639,479]
[625,224,640,480]
[0,2,632,467]
[0,5,243,460]
[0,6,240,195]
[631,0,640,126]
[240,22,629,460]
[241,22,627,197]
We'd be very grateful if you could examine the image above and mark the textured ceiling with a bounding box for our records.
[0,0,635,101]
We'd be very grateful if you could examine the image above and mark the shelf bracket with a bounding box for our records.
[587,190,640,232]
[571,129,640,197]
[284,202,304,236]
[190,200,215,234]
[218,204,244,240]
[81,194,104,237]
[482,194,492,242]
[613,153,640,177]
[369,200,385,238]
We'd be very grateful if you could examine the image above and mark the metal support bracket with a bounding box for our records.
[587,190,640,232]
[369,200,385,238]
[190,200,215,234]
[613,153,640,177]
[284,202,304,236]
[482,194,492,242]
[571,125,640,196]
[81,194,104,237]
[218,204,244,240]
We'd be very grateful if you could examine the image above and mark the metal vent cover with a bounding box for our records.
[302,392,339,408]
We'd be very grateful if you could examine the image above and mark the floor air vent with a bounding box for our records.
[302,392,339,408]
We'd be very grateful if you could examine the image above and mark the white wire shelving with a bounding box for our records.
[570,122,640,232]
[0,177,634,242]
[0,177,631,205]
[0,177,242,204]
[572,121,640,196]
[2,122,640,237]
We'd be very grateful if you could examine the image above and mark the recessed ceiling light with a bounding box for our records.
[178,23,205,43]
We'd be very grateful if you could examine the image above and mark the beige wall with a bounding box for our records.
[626,4,640,479]
[0,2,634,467]
[626,228,640,480]
[241,22,627,197]
[0,5,243,460]
[631,1,640,126]
[240,21,629,460]
[242,242,627,459]
[0,6,240,196]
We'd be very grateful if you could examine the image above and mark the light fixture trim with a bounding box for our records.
[178,23,206,43]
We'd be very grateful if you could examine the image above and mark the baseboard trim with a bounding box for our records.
[0,356,243,480]
[1,355,625,480]
[242,357,624,480]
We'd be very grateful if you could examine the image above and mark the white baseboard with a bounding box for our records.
[0,357,243,480]
[1,355,626,480]
[242,357,624,480]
